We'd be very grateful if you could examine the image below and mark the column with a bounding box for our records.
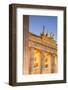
[23,46,30,74]
[50,54,57,73]
[41,50,45,74]
[54,55,58,73]
[29,47,34,74]
[48,53,52,73]
[51,55,54,73]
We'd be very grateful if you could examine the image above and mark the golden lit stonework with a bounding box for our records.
[23,27,57,74]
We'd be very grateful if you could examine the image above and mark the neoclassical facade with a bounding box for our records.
[23,29,57,74]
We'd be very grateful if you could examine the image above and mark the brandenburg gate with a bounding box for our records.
[23,16,57,74]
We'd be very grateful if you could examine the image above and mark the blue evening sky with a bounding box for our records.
[29,15,57,41]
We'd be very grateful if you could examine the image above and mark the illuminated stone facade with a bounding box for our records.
[23,30,57,74]
[23,15,57,74]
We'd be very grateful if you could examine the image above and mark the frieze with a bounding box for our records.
[29,41,57,54]
[29,35,57,49]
